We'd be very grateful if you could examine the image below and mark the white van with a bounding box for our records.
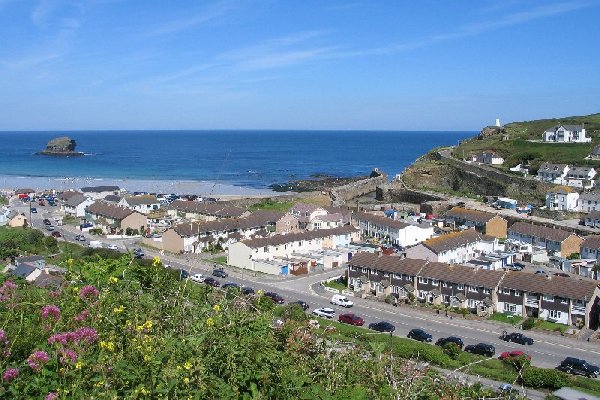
[330,294,353,308]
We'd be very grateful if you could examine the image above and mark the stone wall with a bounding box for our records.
[329,173,388,206]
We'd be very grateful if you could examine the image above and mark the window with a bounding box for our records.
[560,298,568,304]
[393,273,402,279]
[502,288,510,295]
[468,299,478,308]
[418,290,426,300]
[263,247,268,252]
[418,277,429,284]
[543,295,554,302]
[383,273,389,277]
[457,284,464,290]
[503,303,517,313]
[514,290,521,297]
[468,286,478,293]
[548,310,562,319]
[431,279,439,285]
[442,282,448,288]
[483,288,490,294]
[361,267,368,273]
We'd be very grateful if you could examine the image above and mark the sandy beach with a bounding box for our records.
[0,175,276,199]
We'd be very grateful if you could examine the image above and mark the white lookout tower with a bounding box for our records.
[495,118,501,127]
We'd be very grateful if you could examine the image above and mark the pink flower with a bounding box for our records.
[59,348,78,365]
[73,309,89,322]
[27,351,49,372]
[0,329,10,357]
[0,280,17,303]
[2,368,19,382]
[79,285,99,301]
[49,290,61,299]
[75,327,98,344]
[41,305,61,321]
[45,392,58,400]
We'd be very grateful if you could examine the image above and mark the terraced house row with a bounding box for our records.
[347,252,600,329]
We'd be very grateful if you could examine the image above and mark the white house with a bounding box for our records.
[288,203,328,230]
[80,186,121,200]
[353,212,434,247]
[0,207,10,226]
[543,124,590,143]
[119,195,161,214]
[472,152,504,165]
[537,163,570,184]
[545,186,579,211]
[578,192,600,212]
[583,211,600,229]
[404,229,498,264]
[565,166,596,189]
[62,194,95,218]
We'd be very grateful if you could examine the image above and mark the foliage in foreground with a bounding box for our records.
[0,255,502,399]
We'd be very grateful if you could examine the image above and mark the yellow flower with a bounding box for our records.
[206,317,214,327]
[72,287,79,294]
[152,256,161,267]
[100,341,115,352]
[183,377,190,384]
[109,276,119,284]
[67,258,74,266]
[143,354,151,362]
[183,361,192,370]
[212,304,221,312]
[75,362,83,369]
[139,387,149,396]
[113,305,125,313]
[257,289,263,296]
[94,380,105,387]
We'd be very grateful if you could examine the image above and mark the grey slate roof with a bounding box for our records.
[34,272,64,288]
[509,222,577,243]
[445,207,501,224]
[538,162,569,173]
[581,235,600,250]
[15,255,45,264]
[12,264,37,278]
[81,185,120,193]
[85,201,133,220]
[169,200,247,218]
[422,229,483,254]
[500,272,599,301]
[123,195,159,206]
[580,192,600,202]
[591,145,600,156]
[348,252,428,276]
[544,124,584,132]
[242,226,358,249]
[65,194,89,207]
[172,210,284,237]
[103,195,122,203]
[353,212,411,230]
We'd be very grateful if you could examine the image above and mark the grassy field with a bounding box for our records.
[210,255,228,265]
[248,199,294,212]
[489,312,523,326]
[534,319,568,334]
[322,280,346,291]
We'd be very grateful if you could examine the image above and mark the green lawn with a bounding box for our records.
[210,256,228,265]
[535,319,568,333]
[489,312,523,326]
[248,199,294,212]
[322,280,346,291]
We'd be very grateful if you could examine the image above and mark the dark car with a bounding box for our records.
[553,272,570,278]
[264,292,284,304]
[290,300,309,311]
[75,234,86,242]
[368,321,395,333]
[45,225,54,231]
[557,357,600,378]
[465,343,495,357]
[212,268,228,278]
[132,248,144,259]
[43,218,51,225]
[500,332,534,345]
[203,277,220,287]
[241,286,255,295]
[51,231,62,238]
[407,328,432,343]
[221,282,239,289]
[178,269,189,280]
[338,313,365,326]
[509,262,525,271]
[435,336,464,349]
[31,208,37,213]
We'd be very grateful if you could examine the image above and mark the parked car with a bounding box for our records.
[222,282,239,289]
[500,332,534,345]
[465,343,495,357]
[509,262,525,271]
[133,248,144,259]
[435,336,464,349]
[534,269,548,276]
[43,218,51,225]
[499,350,531,361]
[368,321,395,333]
[290,300,309,311]
[45,225,54,231]
[189,273,205,283]
[203,277,220,287]
[264,292,284,304]
[557,357,600,378]
[241,286,255,295]
[312,307,336,319]
[51,231,62,238]
[212,268,228,278]
[553,272,570,278]
[31,208,37,213]
[105,244,118,250]
[75,234,86,242]
[330,294,354,308]
[407,328,432,343]
[338,313,365,326]
[178,269,190,280]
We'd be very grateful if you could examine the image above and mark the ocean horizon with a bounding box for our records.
[0,130,474,193]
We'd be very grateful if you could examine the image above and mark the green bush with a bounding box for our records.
[442,342,462,360]
[502,354,531,371]
[522,318,535,330]
[521,368,567,389]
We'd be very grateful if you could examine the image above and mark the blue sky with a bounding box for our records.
[1,0,599,130]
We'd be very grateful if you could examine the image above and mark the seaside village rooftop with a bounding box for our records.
[2,178,600,332]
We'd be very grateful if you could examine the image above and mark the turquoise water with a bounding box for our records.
[0,130,473,189]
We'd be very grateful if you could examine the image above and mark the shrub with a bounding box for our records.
[521,368,567,389]
[502,354,531,371]
[441,342,462,360]
[522,318,535,330]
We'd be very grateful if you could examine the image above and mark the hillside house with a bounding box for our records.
[7,211,27,227]
[578,192,600,213]
[167,200,249,221]
[288,203,328,230]
[62,194,95,218]
[353,212,434,247]
[543,124,590,143]
[507,222,582,258]
[580,235,600,263]
[545,186,579,212]
[309,213,344,230]
[565,166,596,189]
[119,195,161,214]
[583,211,600,229]
[537,163,569,184]
[80,186,121,200]
[470,152,504,165]
[444,207,508,238]
[85,201,147,234]
[404,229,498,264]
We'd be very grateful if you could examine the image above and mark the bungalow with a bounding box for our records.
[80,186,121,200]
[507,222,582,258]
[85,201,148,234]
[564,166,596,189]
[444,207,508,238]
[497,272,600,329]
[7,211,27,228]
[167,200,249,221]
[288,203,328,230]
[62,194,95,217]
[543,124,590,143]
[537,163,569,184]
[227,226,359,275]
[11,264,42,282]
[578,192,600,213]
[404,229,498,264]
[471,152,504,165]
[15,255,46,269]
[119,195,161,214]
[583,211,600,229]
[545,186,579,212]
[352,212,434,247]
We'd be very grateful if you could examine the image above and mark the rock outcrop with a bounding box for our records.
[37,136,83,156]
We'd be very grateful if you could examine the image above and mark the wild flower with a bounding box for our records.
[79,285,99,301]
[27,351,50,372]
[183,361,192,370]
[212,304,221,312]
[45,392,59,400]
[113,305,125,313]
[0,280,17,302]
[109,276,119,284]
[41,305,61,321]
[75,361,83,369]
[206,317,214,327]
[59,348,78,365]
[183,377,190,384]
[2,368,19,382]
[73,309,89,322]
[100,341,115,352]
[48,327,98,347]
[152,256,161,267]
[74,327,98,344]
[0,329,11,357]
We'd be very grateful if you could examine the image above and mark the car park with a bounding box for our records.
[212,268,228,278]
[264,292,284,304]
[338,313,365,326]
[499,350,531,361]
[189,274,205,283]
[556,357,600,378]
[464,343,495,357]
[203,277,220,287]
[290,300,309,311]
[500,332,534,345]
[330,294,353,308]
[435,336,464,349]
[312,308,336,319]
[407,328,432,342]
[368,321,395,333]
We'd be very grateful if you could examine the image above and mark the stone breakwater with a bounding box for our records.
[329,172,388,206]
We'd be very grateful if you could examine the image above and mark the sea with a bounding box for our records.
[0,131,474,195]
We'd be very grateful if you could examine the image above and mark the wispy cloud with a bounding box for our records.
[145,0,236,37]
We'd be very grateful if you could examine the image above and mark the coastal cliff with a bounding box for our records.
[37,136,83,156]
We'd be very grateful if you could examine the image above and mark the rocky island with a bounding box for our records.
[37,136,84,156]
